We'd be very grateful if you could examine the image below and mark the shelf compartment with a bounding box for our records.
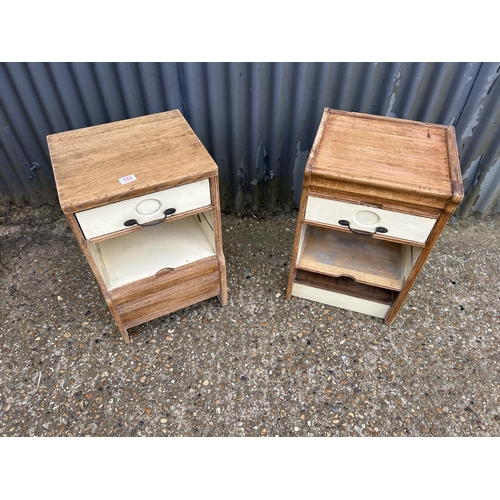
[292,270,395,319]
[296,224,409,291]
[88,211,216,290]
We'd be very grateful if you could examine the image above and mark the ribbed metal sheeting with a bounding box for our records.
[454,63,500,216]
[1,62,499,215]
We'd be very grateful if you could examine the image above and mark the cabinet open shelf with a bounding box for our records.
[292,268,395,318]
[295,269,396,305]
[296,224,419,291]
[88,210,216,290]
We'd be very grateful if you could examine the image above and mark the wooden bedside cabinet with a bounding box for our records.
[47,110,228,343]
[286,108,463,324]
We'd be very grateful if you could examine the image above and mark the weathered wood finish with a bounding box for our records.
[209,176,228,306]
[294,270,395,305]
[110,257,219,305]
[286,108,329,300]
[287,108,464,324]
[309,109,454,213]
[48,110,218,213]
[65,213,131,343]
[48,110,228,343]
[118,272,221,329]
[296,225,406,291]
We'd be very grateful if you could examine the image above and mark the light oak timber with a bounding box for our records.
[385,127,463,324]
[312,110,453,204]
[48,109,228,342]
[110,256,219,305]
[296,225,406,291]
[118,273,221,328]
[287,107,464,323]
[123,287,221,329]
[48,110,218,213]
[209,175,228,306]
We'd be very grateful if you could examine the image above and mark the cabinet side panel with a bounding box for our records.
[64,213,130,342]
[196,209,216,251]
[287,108,348,300]
[209,175,228,306]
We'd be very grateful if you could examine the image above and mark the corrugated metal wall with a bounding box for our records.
[1,62,499,215]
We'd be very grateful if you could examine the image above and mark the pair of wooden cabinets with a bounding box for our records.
[47,109,463,343]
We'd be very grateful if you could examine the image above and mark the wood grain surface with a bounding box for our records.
[296,225,405,290]
[307,109,461,212]
[48,110,218,212]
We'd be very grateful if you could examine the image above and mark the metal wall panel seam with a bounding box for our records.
[0,62,499,215]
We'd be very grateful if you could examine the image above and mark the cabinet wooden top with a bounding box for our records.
[47,110,218,213]
[307,109,463,212]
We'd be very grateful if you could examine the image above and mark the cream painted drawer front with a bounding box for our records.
[291,283,390,319]
[76,179,211,240]
[305,196,436,244]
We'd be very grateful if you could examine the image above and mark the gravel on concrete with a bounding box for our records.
[0,204,499,438]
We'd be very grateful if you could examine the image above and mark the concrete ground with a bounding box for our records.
[0,204,499,437]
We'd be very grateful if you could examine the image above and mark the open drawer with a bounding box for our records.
[295,224,422,291]
[292,270,394,319]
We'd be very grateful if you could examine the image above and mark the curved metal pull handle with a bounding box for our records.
[124,208,176,228]
[338,219,388,236]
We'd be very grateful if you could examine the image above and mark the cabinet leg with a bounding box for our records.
[113,314,130,343]
[118,326,131,344]
[104,297,130,343]
[218,254,228,306]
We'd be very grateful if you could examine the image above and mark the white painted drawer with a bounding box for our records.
[76,179,211,240]
[291,283,390,319]
[305,196,436,244]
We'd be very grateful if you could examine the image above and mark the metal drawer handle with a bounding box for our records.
[338,219,388,236]
[124,208,176,227]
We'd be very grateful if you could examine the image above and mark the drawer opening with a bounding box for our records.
[294,269,396,305]
[295,224,421,291]
[88,209,216,290]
